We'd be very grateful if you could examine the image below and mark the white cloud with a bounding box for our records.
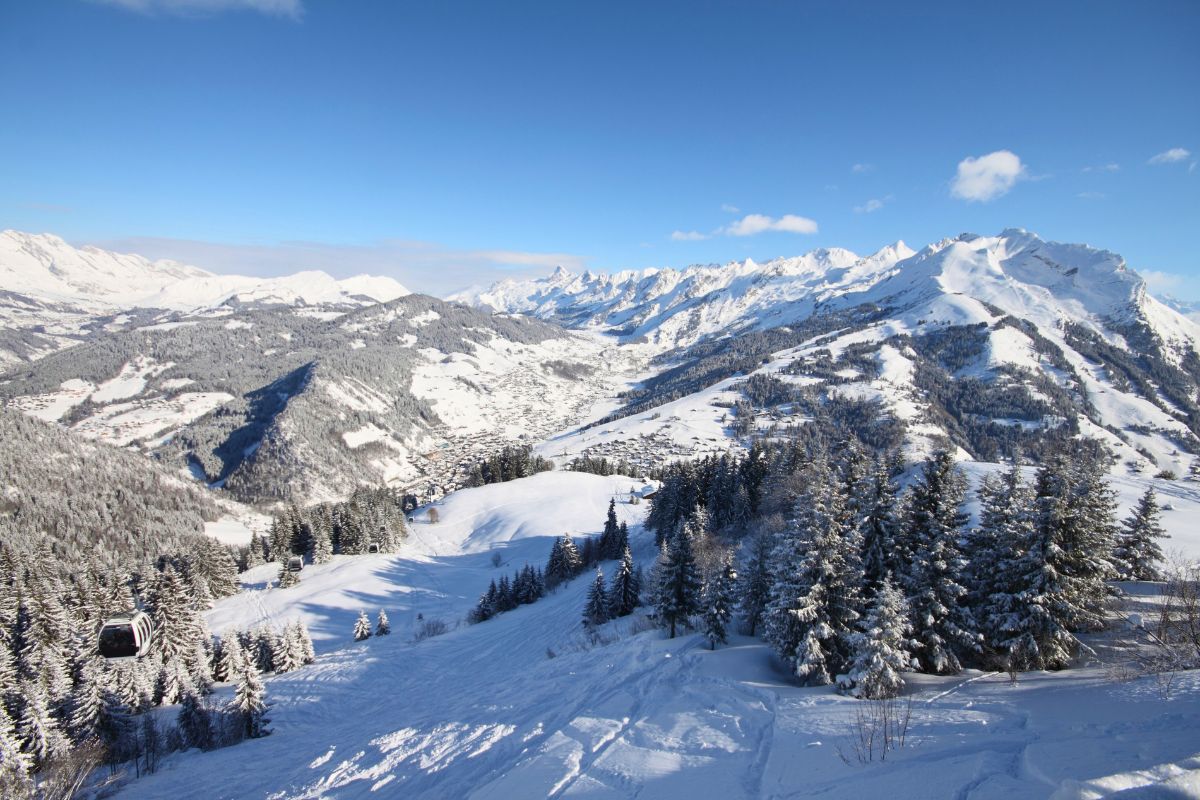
[719,214,818,236]
[854,195,892,214]
[720,204,740,214]
[1082,163,1120,173]
[670,230,710,241]
[950,150,1026,202]
[851,163,873,174]
[1141,269,1184,292]
[91,0,301,17]
[1148,147,1191,165]
[1075,191,1105,200]
[87,236,586,296]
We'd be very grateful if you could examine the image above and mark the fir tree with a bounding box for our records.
[860,455,903,590]
[607,545,640,619]
[353,611,372,642]
[1114,488,1169,581]
[841,576,915,699]
[278,562,300,589]
[231,657,270,740]
[600,499,621,560]
[900,451,978,675]
[375,609,391,637]
[16,679,65,769]
[0,704,31,794]
[764,457,863,685]
[583,568,610,627]
[177,684,213,751]
[545,533,582,589]
[656,522,703,638]
[703,557,736,650]
[310,517,334,565]
[737,527,774,637]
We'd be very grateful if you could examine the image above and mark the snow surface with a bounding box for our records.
[114,471,1200,800]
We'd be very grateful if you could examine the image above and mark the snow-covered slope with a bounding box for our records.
[113,470,1200,800]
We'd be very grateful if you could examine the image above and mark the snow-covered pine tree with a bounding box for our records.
[217,631,244,683]
[737,526,774,637]
[900,451,979,675]
[177,683,213,751]
[967,464,1034,647]
[245,533,265,569]
[0,703,31,797]
[270,629,298,674]
[860,454,903,591]
[841,576,915,699]
[278,561,299,589]
[702,557,736,650]
[763,456,863,685]
[656,521,703,638]
[231,657,270,740]
[353,611,372,642]
[296,620,316,665]
[376,609,391,636]
[600,499,621,560]
[1114,487,1169,581]
[16,678,65,769]
[607,545,640,618]
[545,533,582,589]
[310,517,333,565]
[583,568,610,627]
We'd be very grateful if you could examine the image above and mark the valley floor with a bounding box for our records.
[113,473,1200,800]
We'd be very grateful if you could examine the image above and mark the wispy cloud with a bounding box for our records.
[1141,269,1185,292]
[1148,147,1191,165]
[720,204,740,214]
[1075,191,1106,200]
[86,236,586,296]
[853,194,893,214]
[851,163,874,174]
[950,150,1026,202]
[90,0,302,18]
[1081,163,1120,173]
[670,230,710,241]
[719,214,818,236]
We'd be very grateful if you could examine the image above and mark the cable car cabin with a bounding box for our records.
[286,556,304,572]
[367,543,380,554]
[99,612,153,660]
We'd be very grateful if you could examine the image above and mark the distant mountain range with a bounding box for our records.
[4,227,1200,506]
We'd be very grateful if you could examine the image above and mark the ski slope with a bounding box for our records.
[116,471,1200,800]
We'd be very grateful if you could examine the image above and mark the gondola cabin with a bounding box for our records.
[99,612,154,660]
[286,556,304,572]
[367,542,380,554]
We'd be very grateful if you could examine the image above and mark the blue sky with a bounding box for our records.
[0,0,1196,296]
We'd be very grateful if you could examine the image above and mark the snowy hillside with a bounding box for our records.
[112,470,1200,800]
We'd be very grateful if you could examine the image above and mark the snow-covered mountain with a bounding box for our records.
[0,230,409,311]
[0,230,410,368]
[463,230,1200,479]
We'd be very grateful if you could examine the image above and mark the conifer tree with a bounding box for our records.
[600,499,621,560]
[860,455,903,590]
[245,533,265,569]
[583,568,610,627]
[294,620,316,665]
[1114,488,1169,581]
[967,464,1034,647]
[231,657,269,740]
[16,679,65,769]
[737,527,774,637]
[607,545,641,619]
[310,517,333,565]
[545,534,582,589]
[353,611,372,642]
[177,684,213,751]
[841,576,915,699]
[900,451,978,675]
[0,704,31,797]
[703,557,736,650]
[278,562,300,589]
[765,457,863,685]
[656,523,702,638]
[375,609,391,637]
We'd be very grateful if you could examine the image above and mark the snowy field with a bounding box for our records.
[108,470,1200,799]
